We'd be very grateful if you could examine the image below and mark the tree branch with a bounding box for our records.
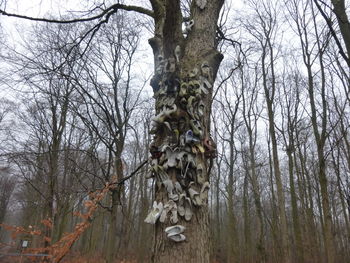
[313,0,350,67]
[113,159,148,186]
[0,3,154,23]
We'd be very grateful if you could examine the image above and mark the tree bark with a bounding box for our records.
[147,1,224,262]
[330,0,350,64]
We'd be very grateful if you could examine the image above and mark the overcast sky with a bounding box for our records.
[0,0,245,98]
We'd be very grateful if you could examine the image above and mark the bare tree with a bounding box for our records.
[286,0,336,261]
[240,63,266,262]
[66,16,145,262]
[241,1,290,261]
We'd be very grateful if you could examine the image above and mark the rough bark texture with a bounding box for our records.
[152,208,210,262]
[330,0,350,63]
[146,1,224,262]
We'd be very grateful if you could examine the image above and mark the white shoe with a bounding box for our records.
[165,224,186,235]
[177,194,186,217]
[168,233,186,242]
[189,187,201,206]
[170,204,178,224]
[144,201,163,224]
[184,197,193,221]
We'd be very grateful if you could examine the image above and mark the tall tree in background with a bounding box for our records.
[242,1,290,261]
[7,22,78,246]
[287,1,335,261]
[278,65,305,262]
[66,17,143,262]
[215,71,241,262]
[240,64,266,262]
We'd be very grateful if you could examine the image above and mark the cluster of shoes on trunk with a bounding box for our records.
[146,45,215,242]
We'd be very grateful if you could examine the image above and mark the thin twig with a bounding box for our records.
[113,159,148,186]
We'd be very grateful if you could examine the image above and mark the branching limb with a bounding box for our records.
[313,0,350,67]
[0,3,154,23]
[216,26,241,48]
[113,159,148,186]
[212,62,241,102]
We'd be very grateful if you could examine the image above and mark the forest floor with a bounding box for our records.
[0,250,138,263]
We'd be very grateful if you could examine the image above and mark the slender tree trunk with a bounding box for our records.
[249,138,266,261]
[138,122,152,261]
[262,52,290,263]
[106,189,118,263]
[240,70,266,262]
[106,151,124,263]
[213,129,223,261]
[334,151,350,250]
[215,161,221,253]
[227,121,239,262]
[138,169,151,261]
[243,173,252,263]
[286,148,303,263]
[306,48,335,262]
[267,136,279,262]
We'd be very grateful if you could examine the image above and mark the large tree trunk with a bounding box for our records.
[146,1,224,262]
